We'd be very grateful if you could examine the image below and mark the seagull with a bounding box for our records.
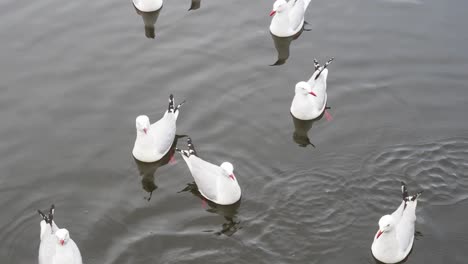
[371,182,423,264]
[133,94,185,163]
[133,0,163,12]
[290,58,334,120]
[38,205,83,264]
[269,0,312,37]
[176,137,241,205]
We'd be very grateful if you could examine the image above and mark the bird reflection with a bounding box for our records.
[291,109,328,148]
[133,6,162,39]
[270,26,305,66]
[134,135,184,201]
[178,182,242,236]
[188,0,201,11]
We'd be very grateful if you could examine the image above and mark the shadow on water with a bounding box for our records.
[188,0,201,11]
[178,182,242,236]
[133,6,162,39]
[133,135,185,201]
[270,26,305,66]
[290,110,327,148]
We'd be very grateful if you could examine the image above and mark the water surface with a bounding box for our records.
[1,0,468,263]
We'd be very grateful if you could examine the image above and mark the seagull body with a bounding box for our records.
[133,0,163,12]
[133,94,185,163]
[269,0,311,37]
[177,138,241,205]
[38,205,83,264]
[371,182,422,264]
[290,58,333,120]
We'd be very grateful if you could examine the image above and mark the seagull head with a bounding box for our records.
[136,115,151,135]
[295,81,317,97]
[270,0,288,16]
[220,162,235,180]
[376,215,395,239]
[55,228,70,246]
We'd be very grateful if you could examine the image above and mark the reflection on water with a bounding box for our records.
[133,6,162,39]
[178,182,242,236]
[188,0,201,11]
[290,110,326,147]
[270,27,305,66]
[134,136,184,200]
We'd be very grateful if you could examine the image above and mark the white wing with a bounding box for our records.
[68,239,83,264]
[187,156,224,201]
[150,113,176,155]
[39,220,60,264]
[288,0,305,32]
[390,200,406,224]
[396,200,417,252]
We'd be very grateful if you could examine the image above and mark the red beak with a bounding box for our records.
[376,230,383,239]
[309,91,317,97]
[269,10,276,16]
[60,240,65,245]
[143,128,148,134]
[229,174,235,180]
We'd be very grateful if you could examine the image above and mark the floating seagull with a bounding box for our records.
[133,0,163,12]
[269,0,311,37]
[176,137,241,205]
[133,94,185,163]
[38,205,83,264]
[290,58,334,120]
[371,182,423,264]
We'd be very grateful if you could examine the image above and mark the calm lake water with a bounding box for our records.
[1,0,468,263]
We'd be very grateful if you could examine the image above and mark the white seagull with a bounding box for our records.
[290,58,333,120]
[371,182,423,264]
[133,0,163,12]
[176,137,241,205]
[269,0,312,37]
[38,205,83,264]
[133,94,185,163]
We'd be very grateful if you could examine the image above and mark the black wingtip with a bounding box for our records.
[38,209,45,218]
[314,57,334,80]
[401,181,408,199]
[314,58,320,71]
[168,94,175,113]
[175,100,186,112]
[38,204,55,227]
[186,137,197,156]
[411,191,423,201]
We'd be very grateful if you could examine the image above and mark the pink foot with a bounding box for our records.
[324,110,333,121]
[201,198,207,209]
[168,153,177,165]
